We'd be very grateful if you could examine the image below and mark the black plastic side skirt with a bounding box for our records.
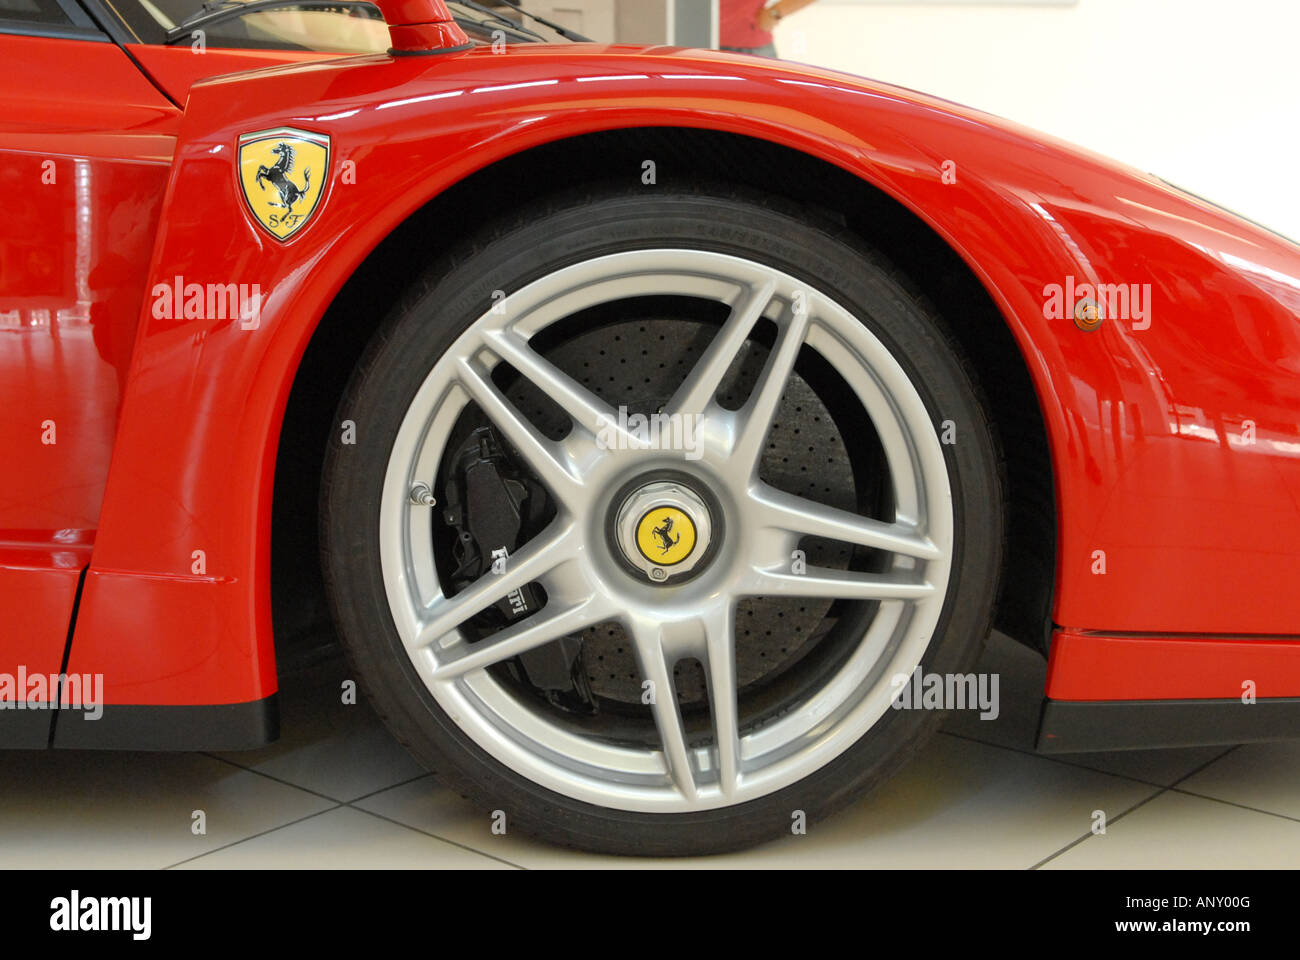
[0,709,55,748]
[1037,697,1300,753]
[50,694,279,751]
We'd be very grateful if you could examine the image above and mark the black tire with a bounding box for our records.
[321,186,1004,856]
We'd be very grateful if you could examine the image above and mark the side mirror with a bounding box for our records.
[371,0,472,54]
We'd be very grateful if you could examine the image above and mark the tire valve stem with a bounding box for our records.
[409,482,437,507]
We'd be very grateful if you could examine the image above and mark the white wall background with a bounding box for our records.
[773,0,1300,240]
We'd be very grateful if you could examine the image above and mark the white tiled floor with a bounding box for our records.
[3,632,1298,868]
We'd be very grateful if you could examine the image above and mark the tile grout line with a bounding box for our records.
[342,773,530,868]
[1164,785,1300,826]
[160,804,343,870]
[203,752,435,807]
[1027,744,1238,870]
[345,806,528,869]
[1149,744,1237,789]
[346,772,436,804]
[1027,789,1163,870]
[201,751,348,804]
[200,755,524,869]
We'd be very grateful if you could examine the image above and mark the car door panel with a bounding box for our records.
[0,31,176,722]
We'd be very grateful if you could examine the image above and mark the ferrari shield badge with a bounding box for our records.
[237,127,330,241]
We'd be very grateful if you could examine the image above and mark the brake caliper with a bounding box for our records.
[441,425,597,714]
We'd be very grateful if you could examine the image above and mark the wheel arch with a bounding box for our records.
[272,126,1057,660]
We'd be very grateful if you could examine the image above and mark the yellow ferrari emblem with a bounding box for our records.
[237,127,329,241]
[636,507,696,566]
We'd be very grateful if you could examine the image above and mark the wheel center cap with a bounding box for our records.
[614,480,715,583]
[636,506,697,567]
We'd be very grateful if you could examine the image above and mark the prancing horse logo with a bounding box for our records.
[256,142,310,214]
[238,127,330,241]
[651,516,681,555]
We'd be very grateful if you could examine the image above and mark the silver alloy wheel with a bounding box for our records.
[379,249,953,813]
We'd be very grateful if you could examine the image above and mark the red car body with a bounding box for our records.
[4,0,1299,753]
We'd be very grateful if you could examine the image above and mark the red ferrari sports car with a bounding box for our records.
[4,0,1299,856]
